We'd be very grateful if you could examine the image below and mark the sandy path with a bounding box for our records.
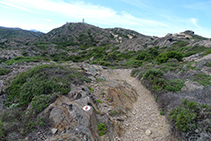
[102,69,171,141]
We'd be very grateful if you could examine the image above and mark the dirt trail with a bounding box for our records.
[102,69,171,141]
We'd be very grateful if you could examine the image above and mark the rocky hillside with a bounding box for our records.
[0,26,43,49]
[1,23,211,140]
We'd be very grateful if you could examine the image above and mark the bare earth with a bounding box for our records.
[102,69,171,141]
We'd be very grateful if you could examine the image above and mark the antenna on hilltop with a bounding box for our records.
[82,18,85,24]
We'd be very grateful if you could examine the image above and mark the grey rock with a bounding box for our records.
[0,80,4,94]
[88,76,96,81]
[145,129,152,136]
[51,128,58,134]
[181,80,204,92]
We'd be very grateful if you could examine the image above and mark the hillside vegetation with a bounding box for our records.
[0,23,211,140]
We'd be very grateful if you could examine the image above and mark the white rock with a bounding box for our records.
[145,129,151,136]
[51,128,58,134]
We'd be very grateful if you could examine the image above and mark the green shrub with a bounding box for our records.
[125,60,143,67]
[91,60,111,66]
[203,49,211,56]
[22,51,28,56]
[157,51,183,63]
[6,64,90,107]
[168,99,201,132]
[136,47,159,61]
[96,99,102,103]
[143,69,164,79]
[143,69,166,92]
[35,43,49,50]
[31,94,56,115]
[193,73,211,86]
[87,86,94,92]
[0,67,10,75]
[0,120,5,138]
[160,109,164,115]
[0,58,6,63]
[5,56,48,65]
[98,123,106,136]
[171,41,189,48]
[109,110,121,116]
[205,62,211,67]
[165,79,185,92]
[143,69,184,92]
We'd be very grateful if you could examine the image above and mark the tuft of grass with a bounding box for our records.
[109,110,120,116]
[96,99,102,103]
[160,109,164,115]
[98,123,107,136]
[87,86,94,92]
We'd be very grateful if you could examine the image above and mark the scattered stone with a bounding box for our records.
[145,129,152,136]
[195,129,199,133]
[88,76,96,81]
[51,128,58,134]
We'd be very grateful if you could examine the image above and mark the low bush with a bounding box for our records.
[168,99,210,133]
[125,60,143,67]
[143,69,166,92]
[165,79,185,92]
[91,60,111,66]
[6,64,90,107]
[0,120,5,138]
[205,62,211,67]
[31,94,56,115]
[203,49,211,56]
[143,69,164,79]
[157,51,183,63]
[0,67,10,75]
[193,73,211,86]
[98,123,107,136]
[136,47,159,61]
[143,69,185,92]
[5,56,49,65]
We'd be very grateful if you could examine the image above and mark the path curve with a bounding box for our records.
[102,69,171,141]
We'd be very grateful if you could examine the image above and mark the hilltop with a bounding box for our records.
[0,23,211,140]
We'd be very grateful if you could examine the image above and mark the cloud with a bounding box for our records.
[0,1,34,13]
[122,0,150,9]
[184,2,209,10]
[1,0,169,35]
[45,19,53,23]
[1,0,211,37]
[190,18,199,27]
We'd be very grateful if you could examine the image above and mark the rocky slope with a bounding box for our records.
[1,23,211,140]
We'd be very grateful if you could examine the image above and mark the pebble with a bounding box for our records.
[145,129,152,136]
[51,128,58,134]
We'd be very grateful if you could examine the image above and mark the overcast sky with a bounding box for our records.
[1,0,211,37]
